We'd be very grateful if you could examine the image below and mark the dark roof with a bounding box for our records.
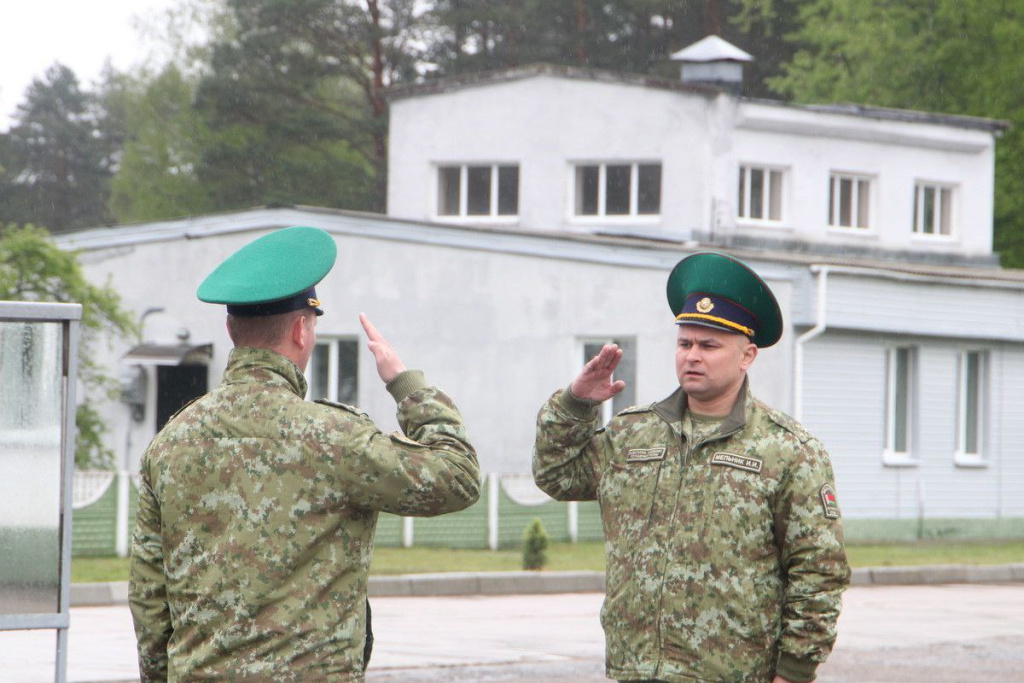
[56,205,1024,285]
[747,98,1010,133]
[388,63,1010,133]
[386,63,722,101]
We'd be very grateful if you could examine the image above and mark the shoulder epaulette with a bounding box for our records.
[314,398,369,418]
[166,394,205,424]
[617,403,655,417]
[764,406,813,444]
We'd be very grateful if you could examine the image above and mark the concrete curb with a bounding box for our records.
[72,564,1024,607]
[849,562,1024,587]
[72,581,130,607]
[368,570,606,597]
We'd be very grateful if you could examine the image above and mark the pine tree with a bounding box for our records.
[0,64,116,233]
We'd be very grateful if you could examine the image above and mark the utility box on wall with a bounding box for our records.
[0,301,81,682]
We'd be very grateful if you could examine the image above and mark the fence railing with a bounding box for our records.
[71,471,601,557]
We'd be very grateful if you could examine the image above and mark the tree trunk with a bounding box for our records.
[366,0,388,212]
[575,0,588,65]
[704,0,722,36]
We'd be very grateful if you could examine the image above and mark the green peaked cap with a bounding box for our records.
[197,226,337,314]
[666,252,783,348]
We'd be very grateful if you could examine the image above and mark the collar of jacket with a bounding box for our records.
[222,346,308,398]
[653,376,750,434]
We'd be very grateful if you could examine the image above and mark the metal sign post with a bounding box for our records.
[0,301,81,682]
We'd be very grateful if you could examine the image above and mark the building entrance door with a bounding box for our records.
[156,364,208,431]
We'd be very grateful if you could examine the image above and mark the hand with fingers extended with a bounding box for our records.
[359,313,407,383]
[570,343,627,403]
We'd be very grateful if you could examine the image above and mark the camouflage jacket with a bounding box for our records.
[533,380,849,683]
[129,347,480,682]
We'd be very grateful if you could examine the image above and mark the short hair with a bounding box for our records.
[226,310,310,349]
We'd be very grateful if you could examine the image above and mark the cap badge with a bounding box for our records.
[307,297,321,309]
[696,297,714,313]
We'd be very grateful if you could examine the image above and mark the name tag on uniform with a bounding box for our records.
[626,447,666,462]
[711,452,763,474]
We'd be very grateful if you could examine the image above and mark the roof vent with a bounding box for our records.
[670,35,752,95]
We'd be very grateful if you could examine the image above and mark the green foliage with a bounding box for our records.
[0,64,116,234]
[0,223,138,468]
[429,1,799,98]
[522,518,550,571]
[106,66,214,223]
[771,0,1024,268]
[190,0,424,213]
[75,404,115,469]
[73,539,1024,582]
[4,0,1021,261]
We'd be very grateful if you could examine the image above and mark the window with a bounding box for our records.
[914,182,954,237]
[955,350,987,465]
[307,338,359,405]
[737,165,783,222]
[437,164,519,218]
[884,346,916,464]
[581,338,637,425]
[828,173,871,230]
[574,163,661,217]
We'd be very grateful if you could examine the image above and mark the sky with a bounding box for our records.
[0,0,179,130]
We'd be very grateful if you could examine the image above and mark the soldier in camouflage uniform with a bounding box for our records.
[129,227,480,682]
[534,253,849,683]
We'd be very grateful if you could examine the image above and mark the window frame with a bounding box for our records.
[736,164,786,226]
[912,180,957,240]
[305,336,360,405]
[883,345,918,467]
[578,337,637,425]
[569,161,662,221]
[827,171,875,233]
[954,349,989,468]
[434,163,520,222]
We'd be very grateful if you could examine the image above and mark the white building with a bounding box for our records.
[58,39,1024,540]
[388,64,1000,264]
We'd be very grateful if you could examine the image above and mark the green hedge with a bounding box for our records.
[845,517,1024,543]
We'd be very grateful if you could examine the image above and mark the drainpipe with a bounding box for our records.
[116,306,167,557]
[794,266,830,422]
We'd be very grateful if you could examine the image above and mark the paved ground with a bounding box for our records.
[3,584,1024,682]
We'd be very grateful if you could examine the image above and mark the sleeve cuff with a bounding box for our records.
[555,386,602,421]
[386,369,428,404]
[776,652,818,682]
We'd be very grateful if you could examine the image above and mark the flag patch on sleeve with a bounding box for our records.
[820,484,840,519]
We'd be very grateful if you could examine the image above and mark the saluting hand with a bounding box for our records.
[570,343,626,403]
[360,313,407,383]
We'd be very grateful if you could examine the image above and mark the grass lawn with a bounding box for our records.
[71,540,1024,583]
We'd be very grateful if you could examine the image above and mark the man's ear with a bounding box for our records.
[291,313,309,349]
[740,341,758,371]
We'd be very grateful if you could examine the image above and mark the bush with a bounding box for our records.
[522,518,549,570]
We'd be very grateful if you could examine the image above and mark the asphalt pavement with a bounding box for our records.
[3,574,1024,682]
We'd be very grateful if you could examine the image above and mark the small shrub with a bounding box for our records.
[522,518,549,570]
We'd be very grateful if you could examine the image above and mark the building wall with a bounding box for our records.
[391,75,997,264]
[802,330,1019,520]
[998,343,1024,517]
[388,75,715,240]
[70,214,798,477]
[730,102,996,258]
[824,271,1024,341]
[65,209,1023,532]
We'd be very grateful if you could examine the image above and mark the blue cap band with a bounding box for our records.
[227,287,323,317]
